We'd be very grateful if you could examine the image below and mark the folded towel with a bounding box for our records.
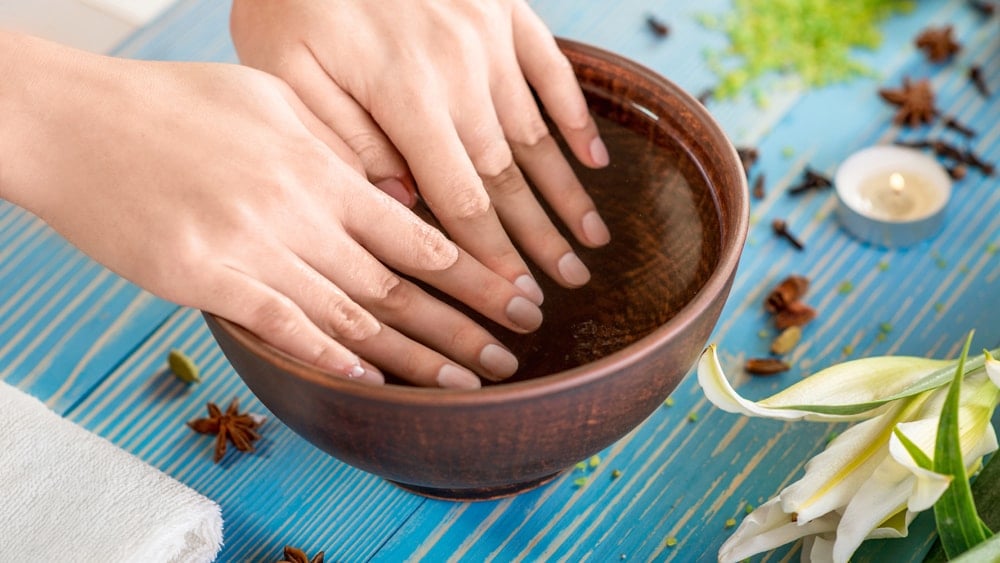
[0,380,223,562]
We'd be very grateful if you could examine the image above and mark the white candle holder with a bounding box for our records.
[835,145,952,248]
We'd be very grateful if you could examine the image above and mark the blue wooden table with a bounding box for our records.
[2,1,997,561]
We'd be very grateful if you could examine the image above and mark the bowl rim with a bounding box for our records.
[209,38,749,408]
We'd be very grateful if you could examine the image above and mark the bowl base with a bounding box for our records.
[389,471,562,501]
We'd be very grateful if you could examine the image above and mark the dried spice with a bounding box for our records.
[764,275,810,313]
[611,469,623,479]
[787,167,832,196]
[736,146,759,176]
[277,546,324,563]
[969,66,990,97]
[775,303,818,330]
[942,116,975,138]
[188,398,264,463]
[665,537,678,548]
[879,78,936,126]
[573,476,588,487]
[947,163,968,180]
[745,358,791,376]
[168,349,201,384]
[589,454,601,468]
[914,25,961,62]
[771,219,804,251]
[646,15,670,37]
[969,0,997,17]
[696,89,713,105]
[752,173,766,200]
[963,149,995,176]
[771,326,803,355]
[838,281,854,294]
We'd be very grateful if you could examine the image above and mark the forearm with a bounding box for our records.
[0,31,120,215]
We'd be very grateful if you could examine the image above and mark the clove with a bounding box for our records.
[771,219,805,251]
[787,166,832,196]
[646,15,670,37]
[752,173,766,200]
[942,115,975,138]
[970,66,990,97]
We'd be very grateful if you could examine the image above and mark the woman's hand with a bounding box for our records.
[0,32,539,388]
[231,0,612,300]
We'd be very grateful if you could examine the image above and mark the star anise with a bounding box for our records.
[914,25,961,62]
[277,546,324,563]
[878,78,936,127]
[188,398,263,463]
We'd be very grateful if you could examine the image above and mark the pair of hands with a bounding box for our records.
[1,0,610,388]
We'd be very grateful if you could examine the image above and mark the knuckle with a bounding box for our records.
[245,295,302,338]
[343,130,390,166]
[509,118,552,152]
[444,185,492,221]
[377,279,416,314]
[472,142,514,178]
[321,295,379,341]
[411,224,459,270]
[482,163,528,198]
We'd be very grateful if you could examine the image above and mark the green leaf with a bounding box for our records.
[949,533,1000,563]
[925,453,1000,562]
[933,331,990,559]
[893,427,933,470]
[775,352,989,416]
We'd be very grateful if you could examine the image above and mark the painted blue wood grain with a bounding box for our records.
[0,204,178,411]
[65,307,427,562]
[0,0,996,561]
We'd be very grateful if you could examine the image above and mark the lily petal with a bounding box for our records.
[781,400,917,522]
[718,497,839,563]
[698,345,893,421]
[761,355,953,415]
[985,350,1000,388]
[833,455,914,563]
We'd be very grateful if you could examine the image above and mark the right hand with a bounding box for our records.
[0,32,540,388]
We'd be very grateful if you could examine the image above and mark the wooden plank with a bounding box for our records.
[64,307,426,562]
[0,205,177,411]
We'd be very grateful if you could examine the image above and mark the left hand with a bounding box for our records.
[230,0,612,299]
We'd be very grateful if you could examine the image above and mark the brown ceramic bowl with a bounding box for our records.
[205,39,748,500]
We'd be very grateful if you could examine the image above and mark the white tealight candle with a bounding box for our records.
[835,146,952,247]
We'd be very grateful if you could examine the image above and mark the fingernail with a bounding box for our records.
[354,360,385,385]
[347,362,366,378]
[437,364,481,390]
[558,252,591,287]
[581,210,611,246]
[375,178,414,207]
[505,295,543,332]
[514,274,544,306]
[479,343,519,381]
[589,136,610,167]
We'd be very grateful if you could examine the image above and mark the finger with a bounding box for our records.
[368,84,540,301]
[483,162,591,288]
[492,64,611,251]
[342,323,482,389]
[511,0,608,169]
[280,53,418,207]
[338,271,519,381]
[203,265,378,381]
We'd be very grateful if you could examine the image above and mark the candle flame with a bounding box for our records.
[889,172,905,194]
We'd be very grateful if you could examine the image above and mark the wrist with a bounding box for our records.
[0,32,110,214]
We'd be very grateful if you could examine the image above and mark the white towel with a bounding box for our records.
[0,380,223,562]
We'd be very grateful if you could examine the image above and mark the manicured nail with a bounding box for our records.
[437,364,481,389]
[514,274,544,306]
[375,178,414,207]
[347,362,366,378]
[581,210,611,246]
[558,252,591,287]
[505,295,543,332]
[589,136,610,167]
[479,344,519,381]
[354,360,385,385]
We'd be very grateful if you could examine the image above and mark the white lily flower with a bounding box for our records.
[698,344,953,422]
[700,346,1000,563]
